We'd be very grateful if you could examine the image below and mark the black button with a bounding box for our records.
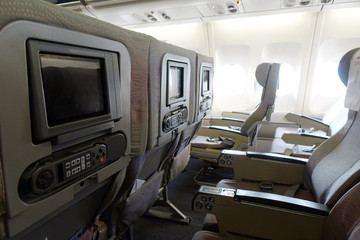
[195,201,203,209]
[36,169,54,190]
[205,203,213,210]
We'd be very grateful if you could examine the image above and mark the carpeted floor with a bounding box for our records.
[132,157,206,240]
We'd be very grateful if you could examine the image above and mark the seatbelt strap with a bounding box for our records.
[78,169,126,240]
[159,133,182,185]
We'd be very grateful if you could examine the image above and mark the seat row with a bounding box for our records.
[190,48,360,239]
[0,0,213,239]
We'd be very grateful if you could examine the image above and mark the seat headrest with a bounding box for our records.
[255,63,272,87]
[339,48,360,111]
[338,48,360,86]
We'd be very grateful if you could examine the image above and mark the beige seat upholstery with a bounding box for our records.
[190,63,280,185]
[193,182,360,240]
[192,48,360,240]
[191,63,280,161]
[269,100,348,156]
[103,40,214,237]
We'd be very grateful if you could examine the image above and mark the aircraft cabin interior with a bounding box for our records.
[1,0,360,239]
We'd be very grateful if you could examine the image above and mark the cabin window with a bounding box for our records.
[212,63,250,114]
[278,63,295,97]
[309,61,346,114]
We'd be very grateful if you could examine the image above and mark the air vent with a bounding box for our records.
[299,0,310,5]
[210,2,240,15]
[146,12,158,22]
[160,12,171,20]
[227,3,238,13]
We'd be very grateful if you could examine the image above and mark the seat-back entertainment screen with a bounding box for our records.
[40,54,108,127]
[202,68,210,94]
[167,61,187,106]
[168,65,184,103]
[27,40,122,144]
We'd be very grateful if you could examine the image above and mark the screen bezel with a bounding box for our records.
[27,39,121,143]
[166,60,188,106]
[200,65,213,97]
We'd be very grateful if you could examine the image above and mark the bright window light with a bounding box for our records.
[215,64,245,96]
[278,63,295,96]
[313,61,346,97]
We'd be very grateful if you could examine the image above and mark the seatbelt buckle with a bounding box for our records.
[260,182,273,193]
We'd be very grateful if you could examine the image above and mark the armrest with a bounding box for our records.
[285,112,329,132]
[193,186,328,240]
[246,151,308,164]
[282,132,329,146]
[235,189,329,216]
[209,117,245,128]
[218,150,307,184]
[194,126,249,150]
[197,126,247,137]
[221,111,250,119]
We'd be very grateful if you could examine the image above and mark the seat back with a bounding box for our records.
[324,182,360,240]
[305,48,360,207]
[240,63,280,135]
[141,37,196,179]
[0,0,149,238]
[195,53,214,122]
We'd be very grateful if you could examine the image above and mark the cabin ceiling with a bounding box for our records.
[53,0,360,27]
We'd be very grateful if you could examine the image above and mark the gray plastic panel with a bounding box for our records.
[159,53,191,146]
[0,21,131,237]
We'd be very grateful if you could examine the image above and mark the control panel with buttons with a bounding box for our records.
[219,153,234,166]
[20,144,108,195]
[193,186,235,212]
[162,107,188,133]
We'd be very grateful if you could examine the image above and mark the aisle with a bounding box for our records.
[133,157,206,240]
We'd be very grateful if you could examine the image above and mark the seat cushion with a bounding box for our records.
[274,126,299,139]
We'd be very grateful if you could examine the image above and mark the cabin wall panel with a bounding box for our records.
[133,22,210,55]
[209,12,317,116]
[130,7,360,119]
[304,7,360,117]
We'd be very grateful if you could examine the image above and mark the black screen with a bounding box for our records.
[168,66,184,102]
[202,69,210,93]
[40,54,108,126]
